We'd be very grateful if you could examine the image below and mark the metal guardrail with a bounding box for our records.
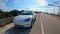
[0,17,14,22]
[0,17,15,26]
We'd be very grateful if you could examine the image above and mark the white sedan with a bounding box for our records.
[13,11,36,28]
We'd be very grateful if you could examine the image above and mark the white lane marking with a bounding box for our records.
[40,14,44,34]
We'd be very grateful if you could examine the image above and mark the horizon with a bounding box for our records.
[0,0,60,14]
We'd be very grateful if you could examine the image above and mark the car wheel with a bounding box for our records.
[14,24,18,28]
[30,19,34,28]
[34,18,36,22]
[35,18,36,21]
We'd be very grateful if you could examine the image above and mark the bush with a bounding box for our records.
[0,20,13,27]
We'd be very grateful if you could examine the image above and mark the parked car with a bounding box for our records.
[13,11,36,28]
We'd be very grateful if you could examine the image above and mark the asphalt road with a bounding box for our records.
[0,13,60,34]
[42,13,60,34]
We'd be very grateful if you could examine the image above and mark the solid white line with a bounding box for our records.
[40,14,44,34]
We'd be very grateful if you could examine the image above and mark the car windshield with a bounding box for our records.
[19,11,32,15]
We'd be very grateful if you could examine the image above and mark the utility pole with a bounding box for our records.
[26,8,29,11]
[28,8,29,11]
[36,8,37,11]
[26,8,27,11]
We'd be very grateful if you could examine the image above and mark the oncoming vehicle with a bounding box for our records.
[13,11,36,28]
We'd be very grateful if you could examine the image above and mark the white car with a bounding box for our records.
[13,11,36,28]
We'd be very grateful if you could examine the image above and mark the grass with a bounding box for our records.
[47,13,60,17]
[0,20,13,27]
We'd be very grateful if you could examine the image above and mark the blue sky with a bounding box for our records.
[0,0,60,11]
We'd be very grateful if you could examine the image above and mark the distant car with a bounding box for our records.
[13,11,36,28]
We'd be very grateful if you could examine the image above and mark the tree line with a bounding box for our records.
[0,9,24,19]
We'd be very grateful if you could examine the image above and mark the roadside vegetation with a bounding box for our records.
[34,11,42,14]
[0,9,24,27]
[0,9,24,19]
[45,12,60,17]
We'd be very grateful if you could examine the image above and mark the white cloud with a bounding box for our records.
[53,0,57,1]
[14,1,18,4]
[53,0,60,6]
[50,0,60,4]
[58,0,60,4]
[32,0,48,7]
[14,0,21,4]
[0,2,7,9]
[26,6,59,14]
[27,0,59,14]
[0,0,8,10]
[27,0,48,11]
[36,0,48,6]
[0,0,8,3]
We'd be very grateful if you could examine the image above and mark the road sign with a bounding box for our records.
[48,4,53,6]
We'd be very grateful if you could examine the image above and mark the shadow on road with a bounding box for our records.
[5,26,32,34]
[5,19,36,34]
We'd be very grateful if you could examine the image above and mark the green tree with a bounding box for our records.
[0,9,24,19]
[0,9,4,19]
[10,9,20,16]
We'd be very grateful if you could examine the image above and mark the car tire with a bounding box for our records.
[35,18,36,21]
[34,18,36,22]
[30,19,34,28]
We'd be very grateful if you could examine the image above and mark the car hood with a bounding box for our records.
[14,15,32,22]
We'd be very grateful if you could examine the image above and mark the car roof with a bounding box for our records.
[23,11,33,13]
